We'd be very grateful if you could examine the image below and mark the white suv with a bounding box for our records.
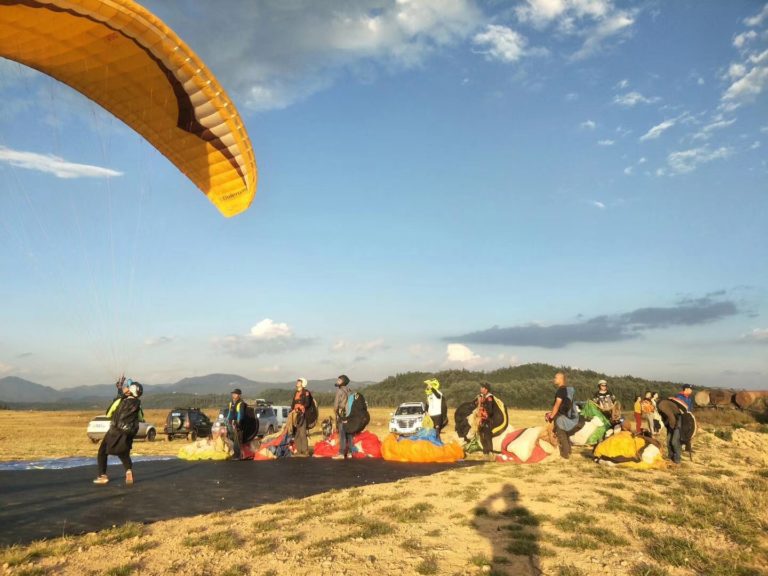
[389,402,426,435]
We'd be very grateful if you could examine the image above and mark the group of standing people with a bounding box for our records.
[547,372,695,464]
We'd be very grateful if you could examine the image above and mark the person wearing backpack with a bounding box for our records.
[333,374,353,459]
[290,378,312,457]
[94,381,143,485]
[545,372,580,459]
[224,388,249,459]
[476,382,496,459]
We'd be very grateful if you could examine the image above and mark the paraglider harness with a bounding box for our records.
[291,388,319,430]
[226,400,258,459]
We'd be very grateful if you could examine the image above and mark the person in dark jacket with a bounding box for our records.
[94,381,143,485]
[224,388,248,458]
[333,375,353,459]
[476,382,496,459]
[545,372,580,459]
[290,378,312,456]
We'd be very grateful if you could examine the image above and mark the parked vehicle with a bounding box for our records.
[272,405,291,428]
[389,402,426,435]
[212,404,277,438]
[164,408,213,441]
[86,415,157,443]
[254,406,279,436]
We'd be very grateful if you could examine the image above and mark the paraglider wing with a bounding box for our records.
[0,0,256,217]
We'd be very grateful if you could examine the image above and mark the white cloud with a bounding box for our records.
[639,119,675,141]
[613,91,660,107]
[616,78,629,89]
[623,166,633,175]
[214,319,313,358]
[692,117,736,141]
[249,319,293,340]
[666,146,732,175]
[751,140,761,149]
[445,343,517,369]
[572,9,634,60]
[580,119,596,130]
[722,49,768,106]
[331,338,388,355]
[591,200,606,209]
[565,92,579,101]
[638,157,647,164]
[445,343,483,364]
[144,336,174,347]
[0,362,13,376]
[733,30,758,49]
[728,63,747,80]
[153,0,483,111]
[513,0,634,59]
[473,25,527,63]
[597,139,615,146]
[0,146,122,179]
[742,328,768,342]
[744,4,768,27]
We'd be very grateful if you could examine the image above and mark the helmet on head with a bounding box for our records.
[424,378,440,394]
[336,375,350,387]
[297,378,308,388]
[128,382,143,398]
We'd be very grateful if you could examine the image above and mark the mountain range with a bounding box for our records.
[0,374,347,406]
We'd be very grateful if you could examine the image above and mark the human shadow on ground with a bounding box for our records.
[472,482,542,576]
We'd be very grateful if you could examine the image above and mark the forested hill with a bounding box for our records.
[264,363,689,410]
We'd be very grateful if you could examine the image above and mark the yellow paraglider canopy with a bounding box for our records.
[0,0,257,217]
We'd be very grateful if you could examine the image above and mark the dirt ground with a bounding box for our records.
[1,408,767,576]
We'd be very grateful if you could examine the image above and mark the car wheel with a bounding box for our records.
[167,435,173,441]
[90,438,99,444]
[267,425,275,435]
[190,431,197,441]
[146,429,156,442]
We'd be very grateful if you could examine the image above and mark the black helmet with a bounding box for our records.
[336,374,350,387]
[128,382,143,398]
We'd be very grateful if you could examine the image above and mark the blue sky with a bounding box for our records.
[1,0,766,390]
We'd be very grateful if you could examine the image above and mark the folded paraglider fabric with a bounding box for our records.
[495,427,556,464]
[252,431,294,460]
[570,401,611,446]
[381,431,464,463]
[592,431,665,469]
[177,436,233,461]
[312,431,382,458]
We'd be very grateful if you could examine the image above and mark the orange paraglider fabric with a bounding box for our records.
[0,0,256,217]
[381,433,464,463]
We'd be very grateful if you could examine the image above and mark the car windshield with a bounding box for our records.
[395,405,423,416]
[256,408,273,417]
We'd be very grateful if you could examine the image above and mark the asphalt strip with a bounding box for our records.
[0,458,477,546]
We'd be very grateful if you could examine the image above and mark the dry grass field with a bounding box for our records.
[1,407,767,576]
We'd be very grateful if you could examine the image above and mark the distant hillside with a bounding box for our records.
[0,365,686,410]
[356,363,689,410]
[0,377,60,403]
[0,374,367,409]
